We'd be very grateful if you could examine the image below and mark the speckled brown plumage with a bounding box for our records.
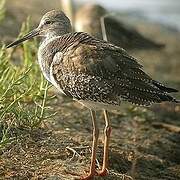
[38,31,177,107]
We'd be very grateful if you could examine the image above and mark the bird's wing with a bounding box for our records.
[50,32,177,105]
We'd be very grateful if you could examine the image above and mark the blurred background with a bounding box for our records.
[1,0,180,41]
[78,0,180,30]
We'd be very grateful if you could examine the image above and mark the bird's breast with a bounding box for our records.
[37,41,55,83]
[38,38,67,95]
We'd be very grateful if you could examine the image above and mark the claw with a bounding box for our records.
[80,174,94,180]
[97,168,109,177]
[79,169,99,180]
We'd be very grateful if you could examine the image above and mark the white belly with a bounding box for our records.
[78,100,121,110]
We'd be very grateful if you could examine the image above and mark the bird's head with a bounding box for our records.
[7,10,72,48]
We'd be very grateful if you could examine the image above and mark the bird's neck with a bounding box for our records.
[38,33,65,83]
[38,29,72,82]
[41,32,60,44]
[42,28,71,42]
[38,35,58,82]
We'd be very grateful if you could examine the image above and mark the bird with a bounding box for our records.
[7,10,179,180]
[75,4,165,50]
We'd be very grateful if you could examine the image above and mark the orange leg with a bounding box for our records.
[98,110,111,177]
[80,110,99,180]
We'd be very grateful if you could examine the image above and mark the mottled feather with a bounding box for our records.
[42,32,178,107]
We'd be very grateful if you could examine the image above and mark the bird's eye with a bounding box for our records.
[44,20,51,25]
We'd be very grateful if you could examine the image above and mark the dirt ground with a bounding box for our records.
[0,0,180,180]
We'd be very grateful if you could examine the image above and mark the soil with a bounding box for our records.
[0,1,180,180]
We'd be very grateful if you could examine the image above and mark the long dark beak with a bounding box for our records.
[6,28,40,48]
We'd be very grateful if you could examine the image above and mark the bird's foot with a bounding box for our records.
[80,174,94,180]
[80,173,96,180]
[97,168,109,177]
[79,170,98,180]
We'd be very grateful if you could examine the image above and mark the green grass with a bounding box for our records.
[0,18,56,149]
[0,0,6,23]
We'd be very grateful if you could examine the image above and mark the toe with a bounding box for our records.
[97,168,109,177]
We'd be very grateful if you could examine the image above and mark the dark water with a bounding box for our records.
[77,0,180,31]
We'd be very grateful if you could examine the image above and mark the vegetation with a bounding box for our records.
[0,17,55,149]
[0,0,6,23]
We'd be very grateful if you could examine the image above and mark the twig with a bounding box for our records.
[100,15,108,41]
[100,13,116,41]
[110,170,134,180]
[152,122,180,133]
[66,146,81,162]
[40,81,49,119]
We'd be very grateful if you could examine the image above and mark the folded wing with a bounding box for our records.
[50,32,178,106]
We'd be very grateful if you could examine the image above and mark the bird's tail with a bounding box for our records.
[152,80,178,93]
[123,80,179,106]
